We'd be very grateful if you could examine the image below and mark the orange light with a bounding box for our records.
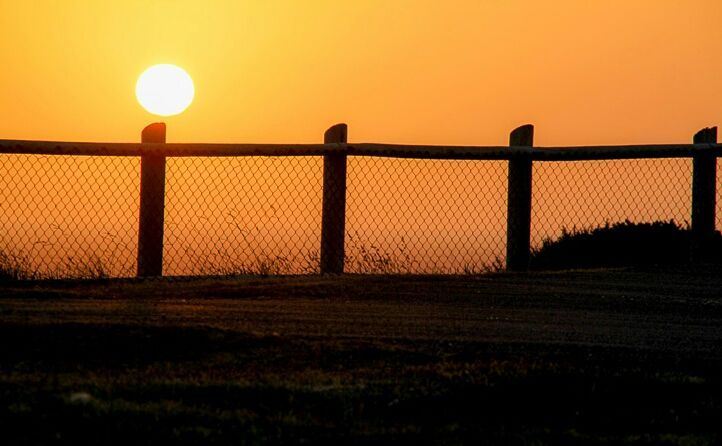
[136,64,194,117]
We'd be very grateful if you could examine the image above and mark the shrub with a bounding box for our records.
[529,220,722,270]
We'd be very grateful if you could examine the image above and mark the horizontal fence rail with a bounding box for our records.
[0,123,719,279]
[1,139,720,160]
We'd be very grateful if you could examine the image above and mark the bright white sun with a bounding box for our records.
[136,64,194,116]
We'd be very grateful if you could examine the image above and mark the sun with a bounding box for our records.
[136,64,194,117]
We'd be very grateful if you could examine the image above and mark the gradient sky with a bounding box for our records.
[1,0,720,146]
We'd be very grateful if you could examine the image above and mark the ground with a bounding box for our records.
[0,267,720,445]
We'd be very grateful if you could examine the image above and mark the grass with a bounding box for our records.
[345,239,413,274]
[1,326,718,445]
[461,255,505,274]
[345,233,503,274]
[60,253,115,280]
[2,219,719,280]
[0,248,127,282]
[1,240,500,281]
[0,248,38,281]
[185,247,296,276]
[1,270,721,444]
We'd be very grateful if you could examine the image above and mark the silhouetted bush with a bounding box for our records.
[530,220,722,270]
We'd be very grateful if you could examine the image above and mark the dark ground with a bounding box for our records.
[0,267,721,445]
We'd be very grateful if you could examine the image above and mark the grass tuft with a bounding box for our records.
[0,249,39,281]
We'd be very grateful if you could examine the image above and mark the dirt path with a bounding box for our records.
[3,267,721,354]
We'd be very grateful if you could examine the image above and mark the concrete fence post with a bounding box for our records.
[137,122,167,277]
[320,123,348,274]
[691,126,718,263]
[506,124,534,271]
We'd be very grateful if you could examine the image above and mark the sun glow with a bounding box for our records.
[135,64,194,117]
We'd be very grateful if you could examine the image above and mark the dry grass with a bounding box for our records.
[0,248,39,281]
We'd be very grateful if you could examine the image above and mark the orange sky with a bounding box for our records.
[1,0,721,146]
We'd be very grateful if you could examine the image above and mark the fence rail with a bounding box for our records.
[0,123,718,278]
[1,140,720,160]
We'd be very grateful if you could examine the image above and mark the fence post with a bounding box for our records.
[506,124,534,271]
[137,122,167,277]
[691,126,718,263]
[320,123,348,274]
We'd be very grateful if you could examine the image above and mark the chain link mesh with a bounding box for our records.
[0,153,718,279]
[346,157,507,273]
[532,158,693,247]
[718,158,722,232]
[164,157,322,276]
[0,155,138,279]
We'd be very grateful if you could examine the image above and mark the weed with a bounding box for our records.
[345,232,417,273]
[0,249,39,281]
[462,256,504,275]
[0,246,133,282]
[60,254,112,280]
[184,246,295,277]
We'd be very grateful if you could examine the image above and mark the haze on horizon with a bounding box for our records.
[1,0,720,146]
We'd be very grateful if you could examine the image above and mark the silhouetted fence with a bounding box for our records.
[0,124,719,279]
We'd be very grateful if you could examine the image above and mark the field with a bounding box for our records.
[0,267,720,445]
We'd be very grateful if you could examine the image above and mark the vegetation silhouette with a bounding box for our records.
[530,220,722,270]
[0,249,37,281]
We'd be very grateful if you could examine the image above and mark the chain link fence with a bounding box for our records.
[0,151,719,279]
[164,156,322,276]
[718,158,722,232]
[346,157,507,274]
[532,158,694,246]
[0,155,138,279]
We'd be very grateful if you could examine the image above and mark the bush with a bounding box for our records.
[529,220,722,270]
